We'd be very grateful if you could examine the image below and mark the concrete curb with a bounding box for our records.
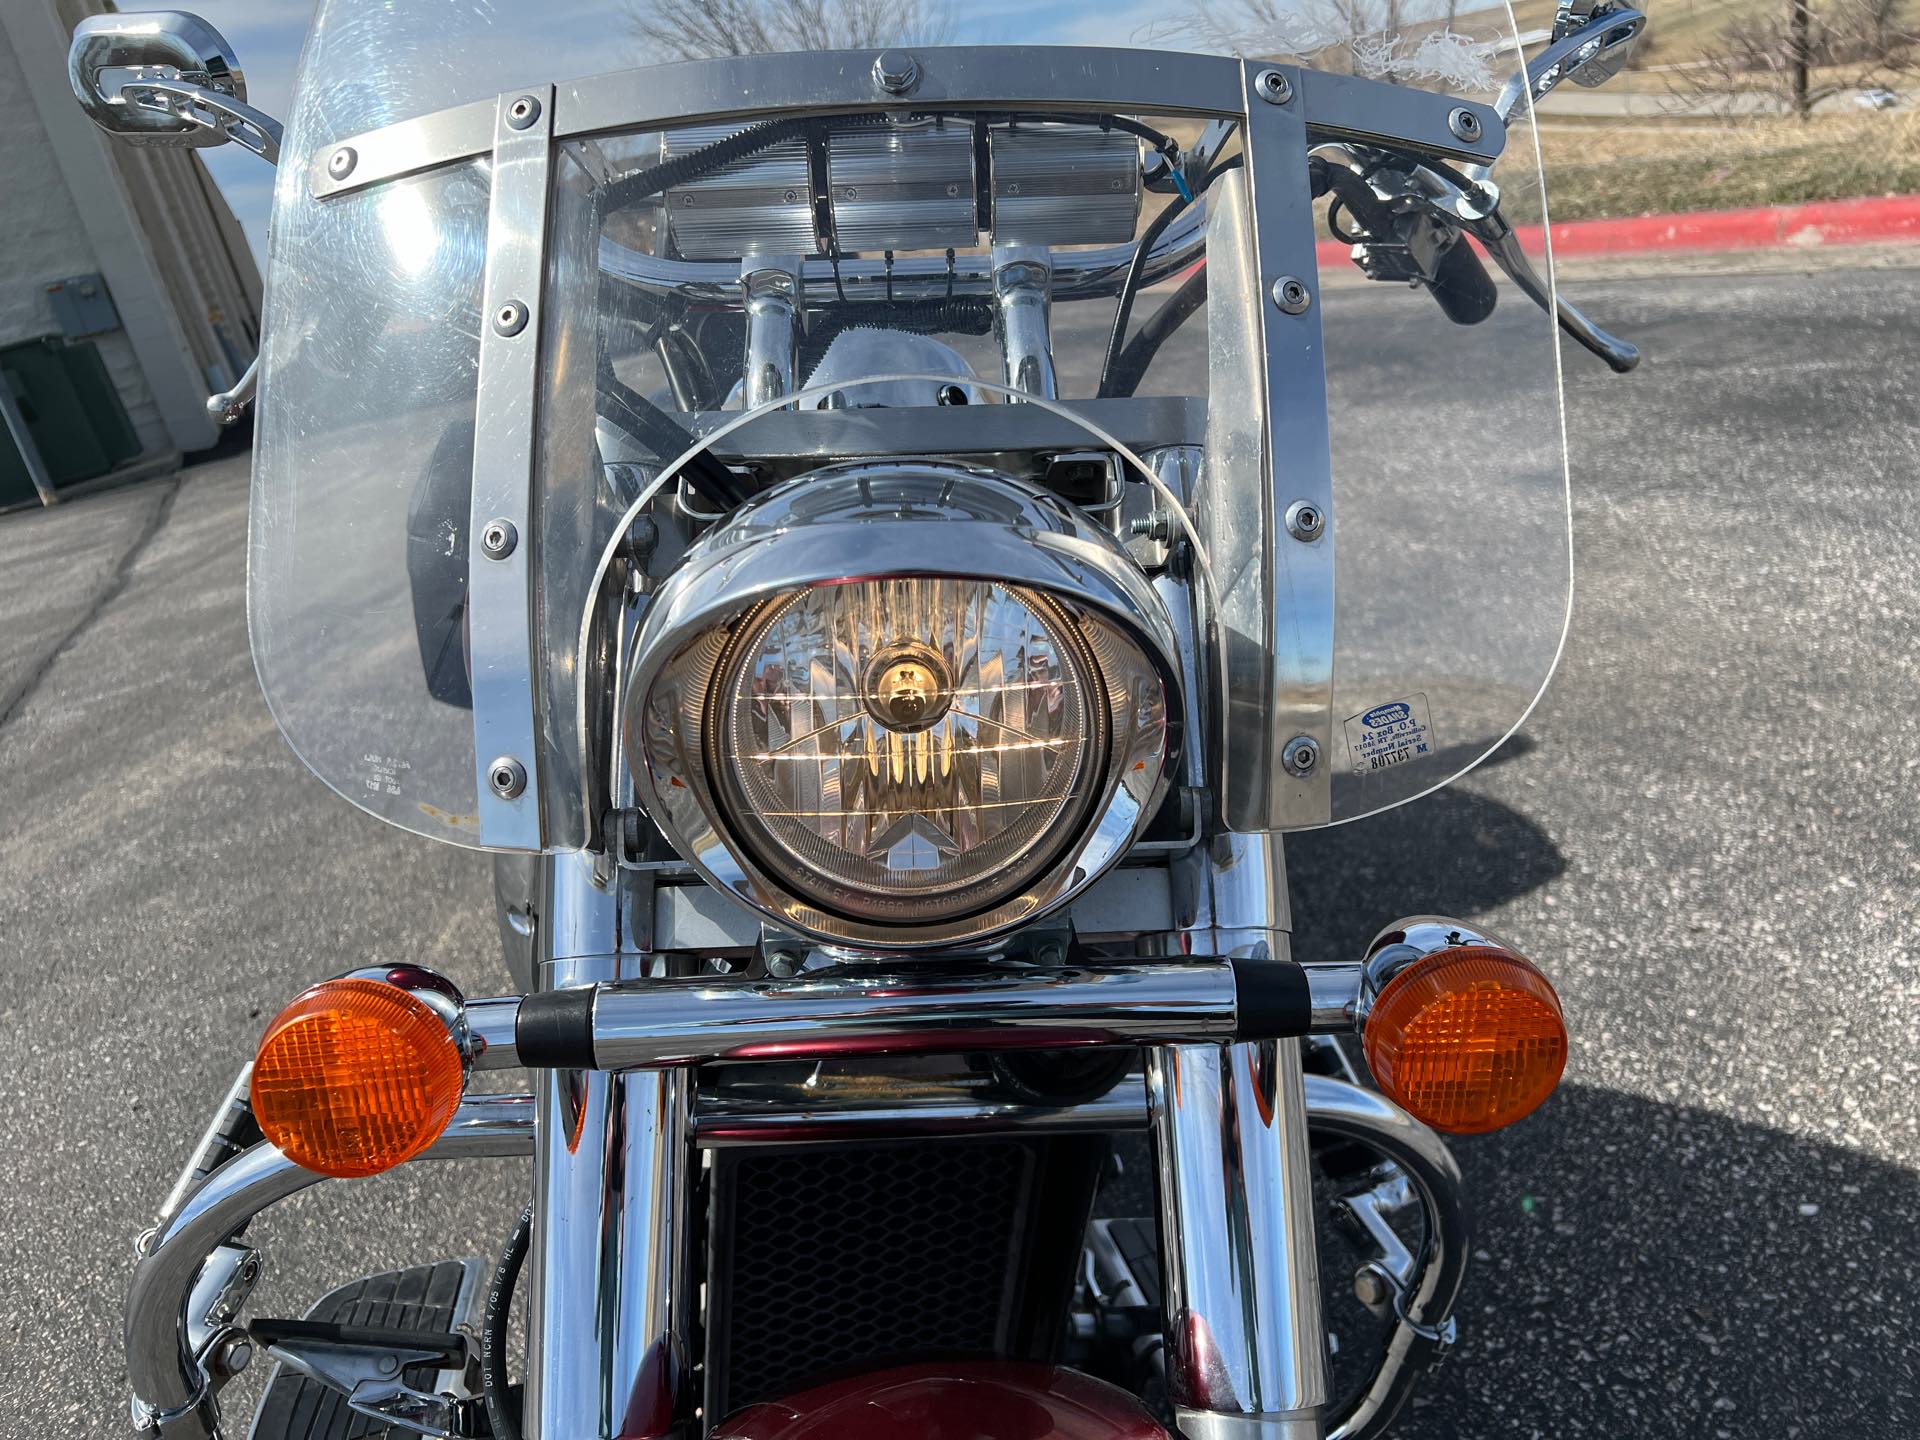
[1313,194,1920,267]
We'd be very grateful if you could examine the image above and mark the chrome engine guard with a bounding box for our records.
[127,1071,1464,1440]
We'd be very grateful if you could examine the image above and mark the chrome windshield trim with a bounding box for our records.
[309,50,1502,201]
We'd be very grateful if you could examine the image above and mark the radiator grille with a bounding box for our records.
[709,1140,1035,1415]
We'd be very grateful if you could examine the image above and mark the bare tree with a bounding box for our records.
[626,0,954,62]
[1140,0,1502,92]
[1680,0,1917,120]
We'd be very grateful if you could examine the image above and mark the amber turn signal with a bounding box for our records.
[251,977,466,1178]
[1362,945,1567,1135]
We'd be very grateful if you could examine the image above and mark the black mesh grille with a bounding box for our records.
[710,1140,1035,1414]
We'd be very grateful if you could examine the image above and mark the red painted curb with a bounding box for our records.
[1313,193,1920,267]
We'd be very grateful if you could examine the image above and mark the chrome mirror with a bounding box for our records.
[68,10,281,163]
[1497,6,1647,123]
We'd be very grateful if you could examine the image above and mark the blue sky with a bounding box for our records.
[131,0,1514,257]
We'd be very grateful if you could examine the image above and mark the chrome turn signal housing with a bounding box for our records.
[1359,919,1568,1135]
[623,463,1180,949]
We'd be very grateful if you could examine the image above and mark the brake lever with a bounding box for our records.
[1466,213,1640,373]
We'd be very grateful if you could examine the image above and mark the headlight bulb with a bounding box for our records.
[709,577,1106,923]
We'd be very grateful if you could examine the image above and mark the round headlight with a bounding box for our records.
[710,578,1108,924]
[625,463,1180,949]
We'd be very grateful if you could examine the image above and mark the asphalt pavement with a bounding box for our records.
[1,262,1915,1438]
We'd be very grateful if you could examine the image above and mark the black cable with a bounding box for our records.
[1105,262,1208,398]
[595,361,749,509]
[1096,152,1242,399]
[601,112,890,216]
[482,1203,533,1440]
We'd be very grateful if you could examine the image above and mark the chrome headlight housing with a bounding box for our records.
[624,463,1180,949]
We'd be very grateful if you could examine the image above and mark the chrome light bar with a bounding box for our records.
[507,959,1360,1072]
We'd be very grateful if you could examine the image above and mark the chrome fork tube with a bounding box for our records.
[1150,829,1329,1438]
[992,244,1059,399]
[524,852,694,1440]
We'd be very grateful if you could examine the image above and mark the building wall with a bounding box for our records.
[0,0,266,473]
[0,22,172,457]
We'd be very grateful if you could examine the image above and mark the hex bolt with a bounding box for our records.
[1447,107,1483,143]
[210,1332,254,1379]
[1271,276,1312,314]
[493,300,530,337]
[873,48,920,95]
[507,94,542,130]
[488,757,528,800]
[327,146,357,180]
[1035,941,1068,967]
[480,518,518,560]
[1282,735,1320,777]
[765,949,804,979]
[1131,509,1174,542]
[1254,69,1292,105]
[1284,499,1325,542]
[1353,1266,1390,1309]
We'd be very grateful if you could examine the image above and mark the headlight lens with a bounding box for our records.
[709,578,1107,923]
[625,462,1179,948]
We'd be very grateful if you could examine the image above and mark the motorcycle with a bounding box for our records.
[69,3,1649,1436]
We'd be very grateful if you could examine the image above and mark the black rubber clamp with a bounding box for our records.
[1229,958,1314,1040]
[514,987,597,1069]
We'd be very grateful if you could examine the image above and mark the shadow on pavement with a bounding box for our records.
[1416,1083,1920,1438]
[1285,735,1563,964]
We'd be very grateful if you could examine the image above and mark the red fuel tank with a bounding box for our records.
[710,1362,1170,1440]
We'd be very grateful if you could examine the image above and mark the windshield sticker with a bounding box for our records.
[1344,696,1437,778]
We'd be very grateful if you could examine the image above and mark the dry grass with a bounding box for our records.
[1512,110,1920,220]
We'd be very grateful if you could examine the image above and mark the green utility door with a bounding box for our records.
[0,338,142,506]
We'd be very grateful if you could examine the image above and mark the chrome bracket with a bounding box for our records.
[266,1337,459,1437]
[467,87,556,850]
[1201,64,1336,829]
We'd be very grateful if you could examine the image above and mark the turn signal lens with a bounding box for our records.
[1362,946,1567,1135]
[251,979,465,1177]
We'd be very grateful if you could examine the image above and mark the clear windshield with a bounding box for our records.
[251,0,1566,849]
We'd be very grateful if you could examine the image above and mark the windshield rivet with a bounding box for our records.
[873,49,920,96]
[493,300,529,337]
[488,757,528,801]
[1271,276,1311,314]
[480,518,518,560]
[1448,107,1482,143]
[507,94,542,130]
[1282,735,1320,777]
[1284,500,1325,542]
[326,146,356,180]
[1255,69,1292,105]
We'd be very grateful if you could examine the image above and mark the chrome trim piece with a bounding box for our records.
[1149,1039,1331,1434]
[125,1095,535,1439]
[992,245,1059,400]
[740,254,804,409]
[467,88,555,850]
[307,97,496,200]
[1314,1084,1469,1440]
[621,462,1182,950]
[1496,6,1648,123]
[587,962,1250,1070]
[465,994,523,1072]
[68,11,247,148]
[523,854,695,1440]
[311,50,1500,201]
[693,1067,1150,1146]
[1203,72,1336,831]
[1358,914,1508,1020]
